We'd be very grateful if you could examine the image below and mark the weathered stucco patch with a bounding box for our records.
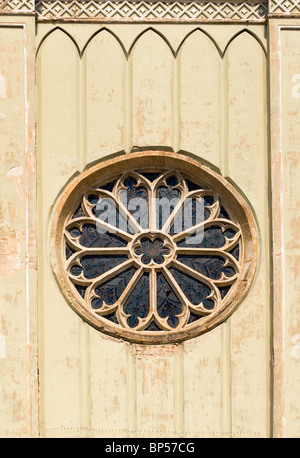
[0,334,6,358]
[0,230,25,277]
[6,165,24,201]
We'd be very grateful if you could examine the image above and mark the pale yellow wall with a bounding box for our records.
[0,12,299,438]
[36,23,270,438]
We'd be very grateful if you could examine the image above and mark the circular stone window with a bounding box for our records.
[51,151,257,344]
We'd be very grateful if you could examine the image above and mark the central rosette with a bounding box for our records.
[132,232,174,267]
[135,237,170,265]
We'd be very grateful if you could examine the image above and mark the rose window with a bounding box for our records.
[51,152,257,344]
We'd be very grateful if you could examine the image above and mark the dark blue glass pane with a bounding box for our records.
[124,176,137,189]
[157,187,180,204]
[103,312,119,324]
[140,172,161,182]
[71,255,128,279]
[219,206,231,220]
[169,267,214,310]
[99,180,116,192]
[229,244,240,261]
[177,225,236,248]
[70,265,83,276]
[219,285,231,299]
[156,185,180,230]
[223,228,236,239]
[72,204,84,219]
[185,179,199,192]
[87,194,99,205]
[177,255,236,280]
[203,195,214,206]
[66,243,75,260]
[188,311,202,324]
[121,177,149,229]
[74,284,87,299]
[92,196,134,234]
[124,273,149,328]
[166,175,178,187]
[144,321,162,331]
[68,227,81,238]
[157,272,182,328]
[169,198,209,235]
[68,224,127,248]
[92,267,136,310]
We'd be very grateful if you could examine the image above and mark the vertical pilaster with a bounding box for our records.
[269,7,300,437]
[0,13,37,437]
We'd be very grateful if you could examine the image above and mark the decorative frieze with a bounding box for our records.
[34,1,268,22]
[269,0,300,15]
[0,0,34,13]
[0,0,269,22]
[0,1,299,24]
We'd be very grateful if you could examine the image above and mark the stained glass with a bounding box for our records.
[157,272,183,328]
[219,206,230,220]
[89,195,135,234]
[70,255,128,279]
[185,179,199,192]
[75,284,87,299]
[219,285,231,299]
[66,243,75,260]
[64,169,244,337]
[188,311,202,324]
[229,244,240,261]
[177,225,236,249]
[91,267,136,309]
[145,321,162,331]
[99,180,116,193]
[140,172,161,182]
[120,176,149,229]
[72,204,84,219]
[177,255,236,280]
[87,194,99,205]
[169,195,213,235]
[156,176,181,229]
[124,273,150,328]
[68,223,127,248]
[169,267,214,310]
[103,312,119,324]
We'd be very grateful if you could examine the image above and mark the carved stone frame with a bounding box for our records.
[50,151,258,344]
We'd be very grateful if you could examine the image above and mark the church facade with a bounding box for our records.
[0,0,299,438]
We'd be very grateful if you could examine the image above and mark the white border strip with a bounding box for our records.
[277,24,286,437]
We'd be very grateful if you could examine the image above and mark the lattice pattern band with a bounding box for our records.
[34,1,268,22]
[269,0,300,15]
[0,1,299,23]
[0,0,271,21]
[0,0,34,13]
